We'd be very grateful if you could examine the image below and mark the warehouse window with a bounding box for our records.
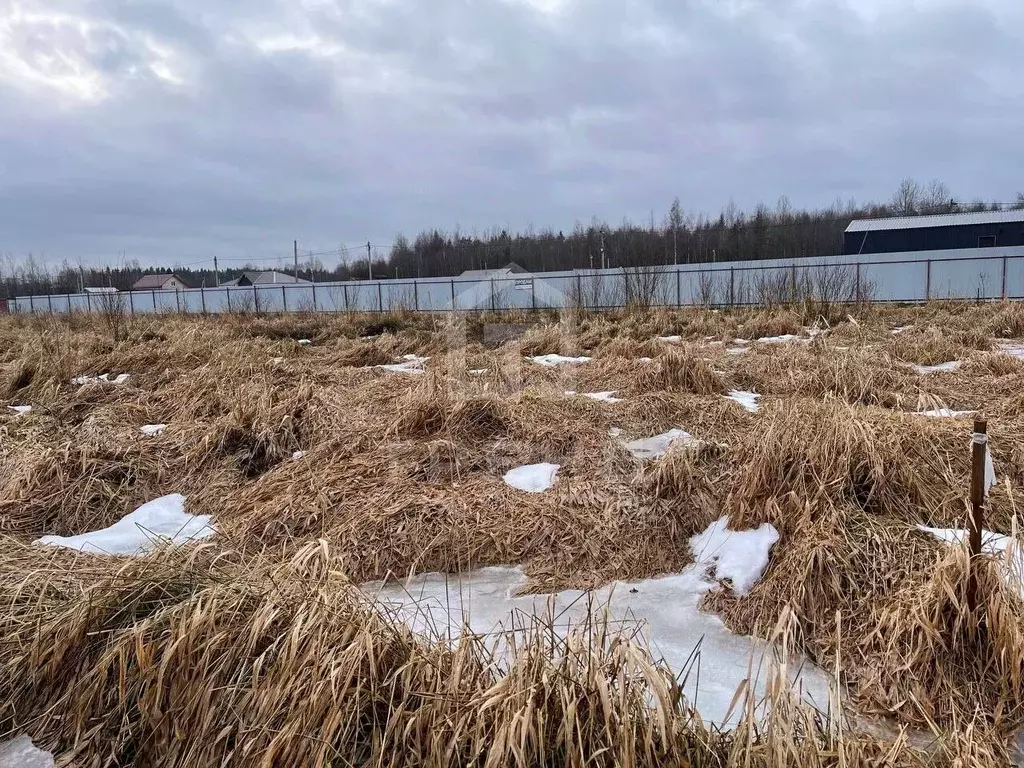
[979,235,996,247]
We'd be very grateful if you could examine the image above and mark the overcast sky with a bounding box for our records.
[1,0,1022,270]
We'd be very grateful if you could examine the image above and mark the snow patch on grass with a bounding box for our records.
[140,424,166,436]
[35,494,214,556]
[690,517,780,595]
[297,339,312,345]
[6,405,32,415]
[529,354,592,367]
[914,408,976,418]
[623,428,700,460]
[725,391,760,413]
[910,361,961,375]
[0,735,53,768]
[920,525,1023,595]
[566,390,622,403]
[503,463,560,493]
[376,355,429,374]
[657,335,682,343]
[72,373,129,386]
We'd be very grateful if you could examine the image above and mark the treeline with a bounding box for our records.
[3,179,1022,298]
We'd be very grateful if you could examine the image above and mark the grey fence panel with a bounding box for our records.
[1007,258,1024,299]
[179,290,204,314]
[152,292,175,313]
[859,261,927,302]
[930,257,1004,300]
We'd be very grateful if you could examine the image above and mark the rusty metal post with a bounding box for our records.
[925,259,932,302]
[968,418,988,612]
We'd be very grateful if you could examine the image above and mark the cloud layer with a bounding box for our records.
[1,0,1022,268]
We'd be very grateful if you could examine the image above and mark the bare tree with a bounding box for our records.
[921,179,952,214]
[621,265,666,309]
[892,178,922,216]
[97,291,130,343]
[668,197,683,266]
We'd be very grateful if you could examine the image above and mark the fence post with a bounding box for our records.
[282,284,287,312]
[311,281,318,312]
[729,267,735,306]
[855,261,862,304]
[450,279,456,310]
[226,288,232,313]
[968,418,989,613]
[490,278,496,312]
[86,292,92,313]
[532,278,537,312]
[128,290,134,314]
[201,286,207,315]
[47,294,53,314]
[377,282,383,313]
[676,269,681,307]
[1002,255,1008,301]
[343,283,349,311]
[67,294,73,314]
[576,273,583,308]
[253,285,260,315]
[29,295,35,313]
[175,289,181,314]
[926,259,932,302]
[413,280,419,311]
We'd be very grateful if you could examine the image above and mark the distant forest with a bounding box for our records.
[3,178,1022,298]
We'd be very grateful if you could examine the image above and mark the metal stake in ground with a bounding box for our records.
[968,418,988,613]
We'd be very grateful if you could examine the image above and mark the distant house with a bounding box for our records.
[221,271,310,287]
[131,273,189,291]
[458,262,527,279]
[844,210,1024,255]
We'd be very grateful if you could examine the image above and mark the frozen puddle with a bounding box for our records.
[376,354,428,374]
[529,354,592,367]
[363,517,831,728]
[0,736,53,768]
[503,463,560,493]
[35,494,215,555]
[754,334,805,345]
[566,390,622,403]
[910,361,961,375]
[726,391,760,413]
[623,428,701,459]
[140,424,166,436]
[998,342,1024,360]
[6,405,32,415]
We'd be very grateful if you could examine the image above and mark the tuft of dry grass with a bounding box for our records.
[633,347,729,395]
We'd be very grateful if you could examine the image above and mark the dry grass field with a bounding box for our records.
[4,300,1024,766]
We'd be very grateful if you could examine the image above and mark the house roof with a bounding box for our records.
[83,286,118,294]
[132,273,182,290]
[222,270,310,286]
[846,209,1024,234]
[458,262,528,278]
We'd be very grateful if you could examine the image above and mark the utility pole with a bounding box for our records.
[367,241,373,281]
[600,230,606,270]
[293,240,299,282]
[213,256,220,286]
[78,265,85,293]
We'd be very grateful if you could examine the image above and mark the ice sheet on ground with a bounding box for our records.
[35,494,214,555]
[529,354,592,367]
[914,408,976,418]
[725,391,760,413]
[919,525,1023,594]
[910,361,961,375]
[733,338,750,345]
[755,334,807,344]
[363,517,828,728]
[566,390,622,403]
[623,428,700,459]
[7,405,32,415]
[503,463,560,493]
[998,342,1024,360]
[657,335,682,343]
[376,355,428,374]
[140,424,166,436]
[0,736,54,768]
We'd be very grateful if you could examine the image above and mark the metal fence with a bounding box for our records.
[9,246,1024,316]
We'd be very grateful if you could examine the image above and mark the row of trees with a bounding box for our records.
[3,179,1022,298]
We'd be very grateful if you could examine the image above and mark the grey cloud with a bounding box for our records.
[0,0,1022,268]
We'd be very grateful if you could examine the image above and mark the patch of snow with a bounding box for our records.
[806,324,825,338]
[636,356,654,362]
[377,355,428,374]
[566,390,622,403]
[623,428,700,460]
[914,408,976,418]
[835,346,849,351]
[657,335,682,343]
[726,391,760,413]
[270,357,284,364]
[7,405,32,415]
[468,368,488,376]
[503,463,560,493]
[608,427,622,438]
[0,735,53,768]
[363,517,826,728]
[726,347,748,356]
[890,325,913,335]
[529,354,592,367]
[140,424,166,436]
[72,373,130,386]
[733,338,750,345]
[920,525,1023,594]
[35,494,214,556]
[910,361,961,375]
[755,334,803,345]
[997,342,1024,360]
[292,450,305,460]
[297,339,312,345]
[690,517,780,595]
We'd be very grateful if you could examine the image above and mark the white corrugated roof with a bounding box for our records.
[846,209,1024,233]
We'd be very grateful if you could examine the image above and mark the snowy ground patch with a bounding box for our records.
[566,390,622,403]
[6,405,32,415]
[910,361,961,375]
[292,450,305,460]
[754,334,807,345]
[503,463,560,493]
[914,408,976,418]
[623,428,701,460]
[376,354,428,374]
[468,368,488,376]
[140,424,166,436]
[72,373,130,386]
[997,342,1024,360]
[297,339,312,345]
[725,391,760,413]
[890,325,914,335]
[726,347,748,356]
[656,335,682,343]
[529,354,592,367]
[35,494,214,555]
[363,517,828,727]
